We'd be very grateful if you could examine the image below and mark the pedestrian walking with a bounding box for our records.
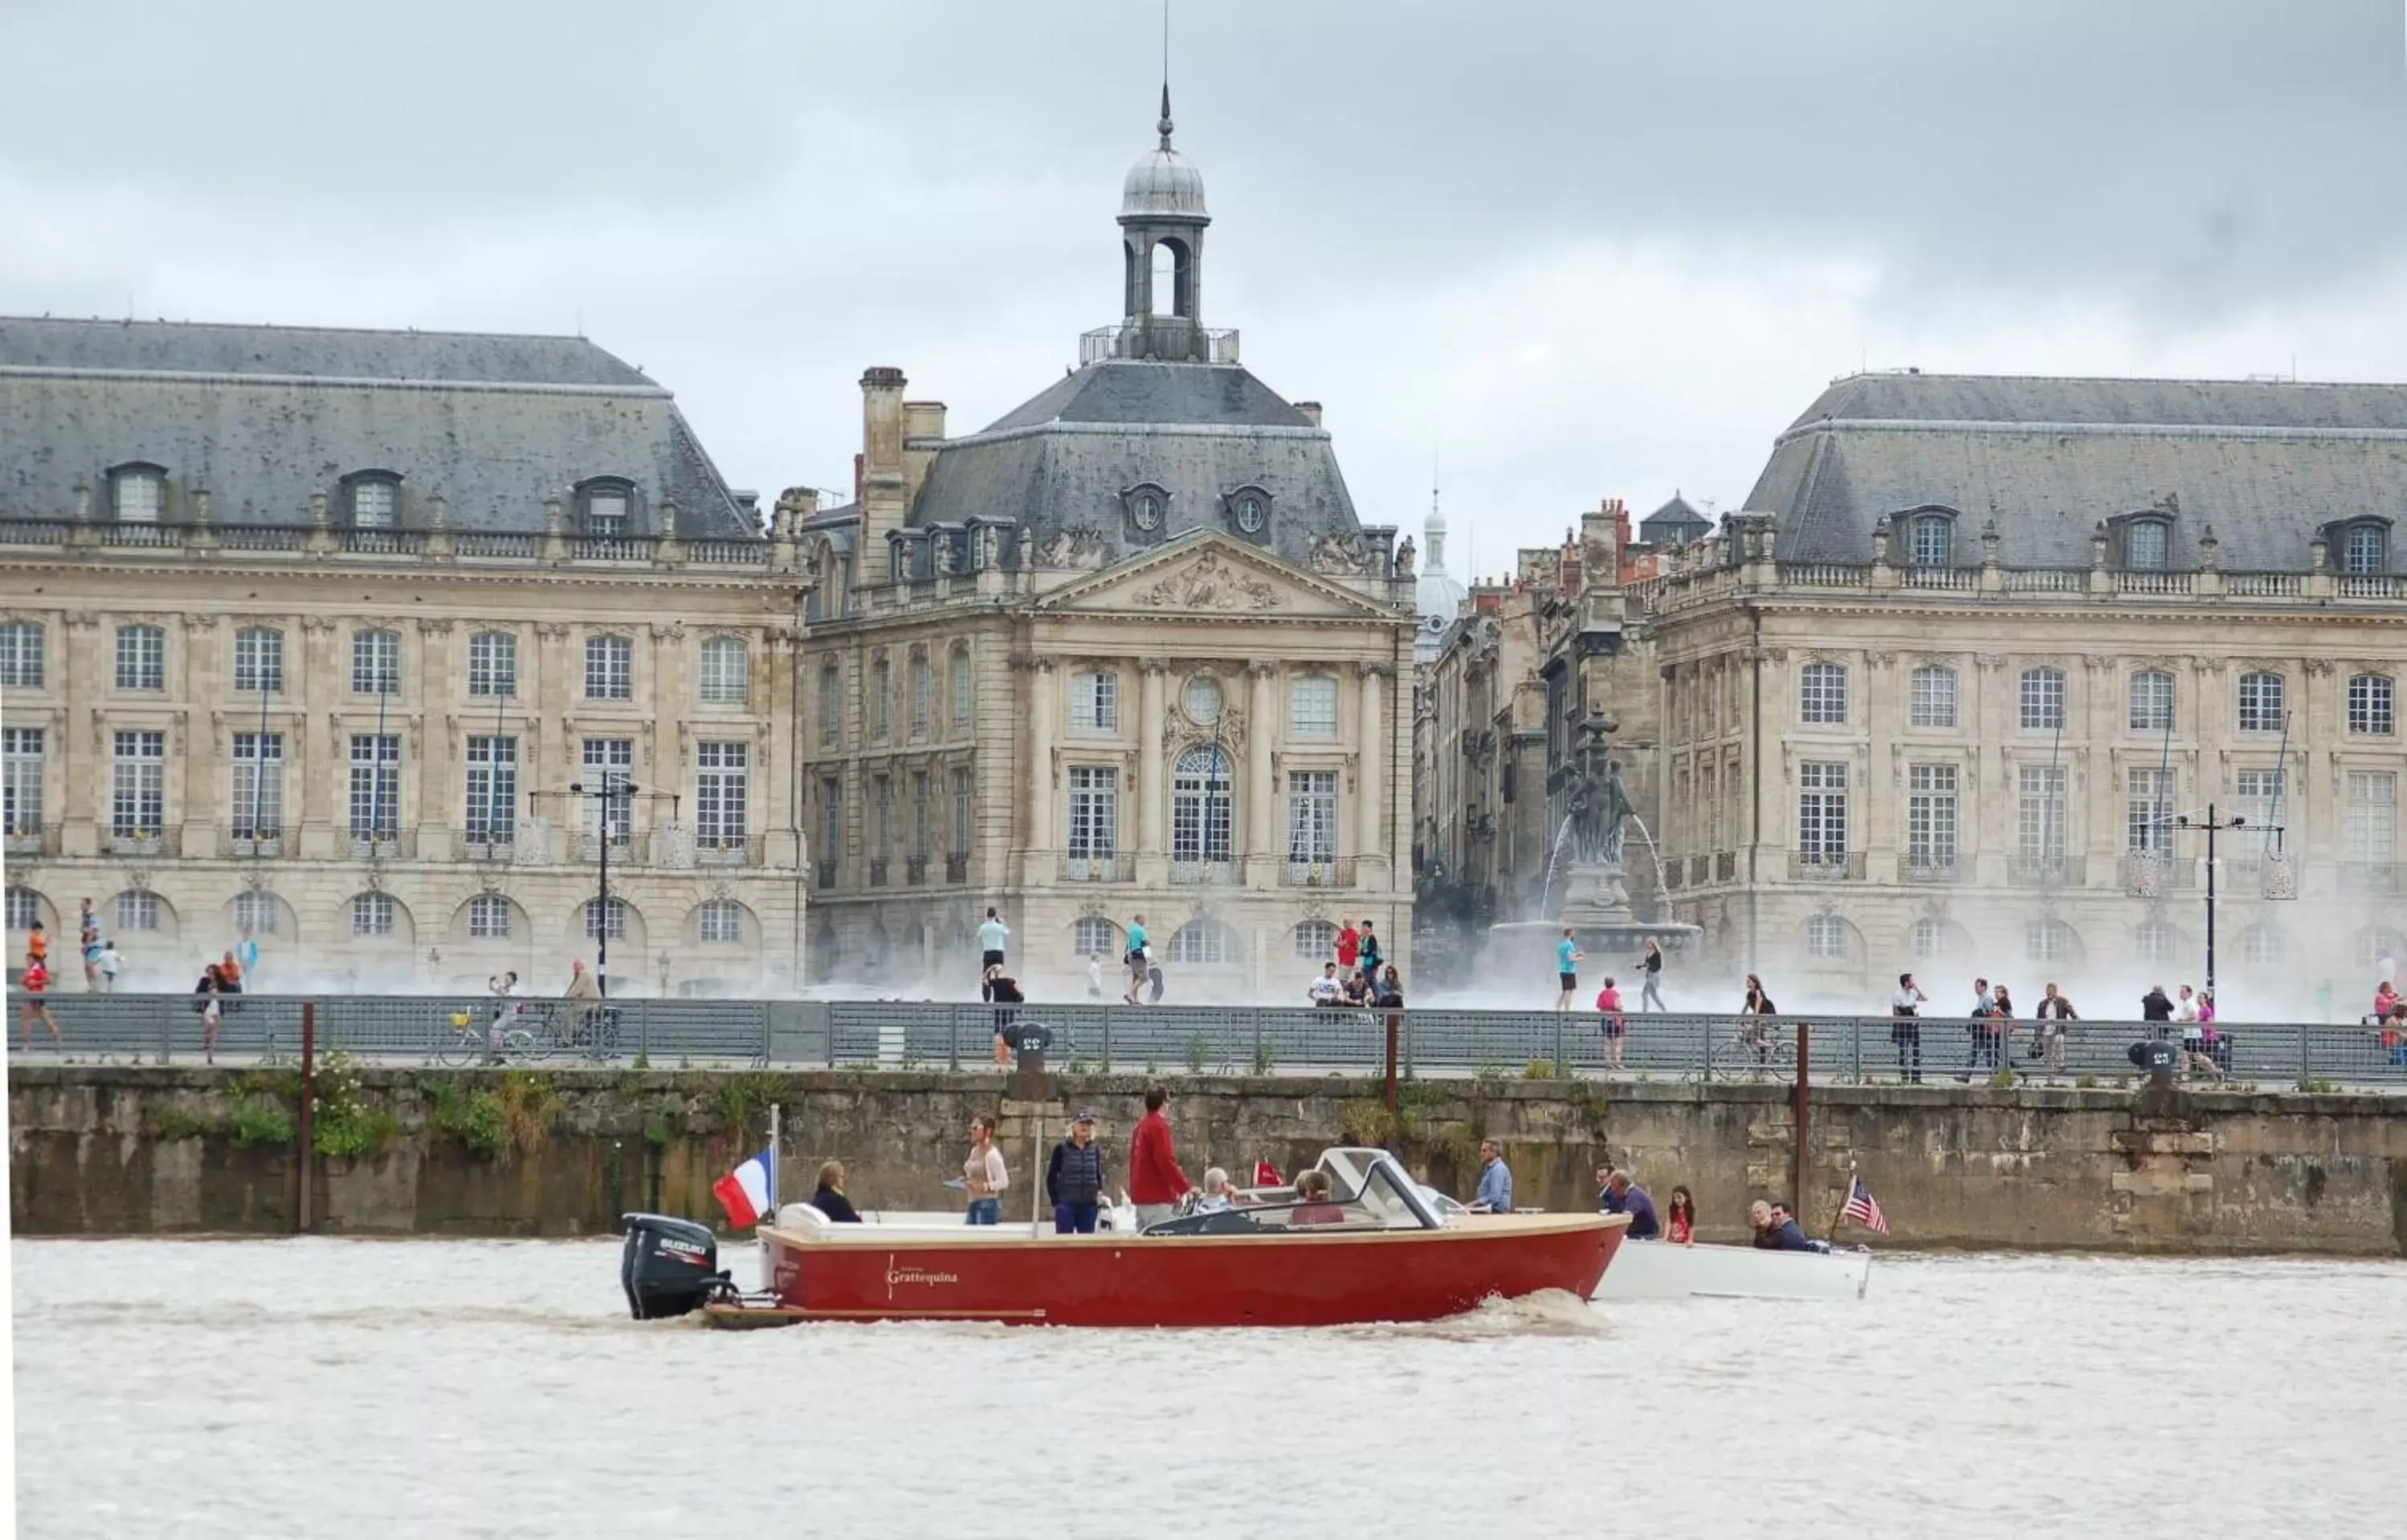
[1123,914,1150,1004]
[1638,935,1667,1011]
[1336,918,1361,975]
[1555,928,1584,1012]
[1890,972,1927,1084]
[80,900,102,991]
[1356,920,1384,988]
[192,962,226,1064]
[96,939,123,993]
[962,1112,1008,1225]
[18,956,63,1051]
[1740,973,1777,1067]
[1086,952,1105,999]
[982,966,1023,1064]
[1959,976,1997,1080]
[1595,976,1627,1071]
[2034,983,2077,1074]
[977,906,1010,974]
[235,927,261,989]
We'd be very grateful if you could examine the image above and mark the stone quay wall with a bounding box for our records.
[9,1065,2404,1256]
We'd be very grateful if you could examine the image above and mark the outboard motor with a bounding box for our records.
[621,1212,731,1320]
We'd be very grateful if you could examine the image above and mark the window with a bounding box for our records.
[111,730,165,837]
[951,768,973,854]
[1184,676,1225,724]
[1287,770,1338,864]
[872,776,892,854]
[2026,919,2070,963]
[1295,919,1339,959]
[1291,675,1339,739]
[2242,924,2287,966]
[1798,662,1846,725]
[352,893,395,936]
[696,742,749,849]
[234,890,282,937]
[1796,760,1848,865]
[1909,515,1952,567]
[1070,670,1120,732]
[2356,926,2407,971]
[1910,917,1949,959]
[3,727,44,836]
[951,649,973,732]
[5,888,39,931]
[2135,920,2172,964]
[908,653,932,737]
[585,487,630,535]
[465,735,517,844]
[1805,915,1848,959]
[1067,766,1119,859]
[2237,671,2285,732]
[2345,771,2397,865]
[1700,764,1720,854]
[469,894,512,939]
[112,466,164,522]
[1907,666,1956,729]
[349,734,401,840]
[2017,765,2066,866]
[819,776,842,871]
[115,891,160,933]
[468,632,517,698]
[2127,768,2174,853]
[1074,917,1118,958]
[2019,667,2066,731]
[581,739,634,845]
[2348,674,2394,736]
[353,629,401,695]
[2234,768,2285,870]
[1173,745,1234,863]
[584,635,632,700]
[233,628,284,694]
[2126,519,2170,570]
[870,656,891,741]
[351,479,398,528]
[698,899,744,943]
[116,625,165,691]
[700,638,749,705]
[1166,920,1236,965]
[2343,523,2389,575]
[818,661,842,748]
[910,772,931,860]
[584,898,628,940]
[0,622,45,688]
[2129,670,2175,733]
[231,732,284,838]
[1906,764,1957,870]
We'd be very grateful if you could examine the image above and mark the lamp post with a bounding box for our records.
[2175,803,2281,1001]
[572,772,634,996]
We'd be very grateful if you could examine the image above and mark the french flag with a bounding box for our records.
[712,1146,777,1228]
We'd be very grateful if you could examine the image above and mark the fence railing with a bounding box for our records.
[18,996,2407,1085]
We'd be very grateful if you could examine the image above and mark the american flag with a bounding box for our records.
[1838,1176,1889,1235]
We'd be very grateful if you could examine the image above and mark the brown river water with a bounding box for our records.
[11,1237,2401,1538]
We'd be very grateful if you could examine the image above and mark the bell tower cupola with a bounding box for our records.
[1116,85,1215,362]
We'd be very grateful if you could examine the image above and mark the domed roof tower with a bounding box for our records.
[1415,488,1469,662]
[1116,86,1214,362]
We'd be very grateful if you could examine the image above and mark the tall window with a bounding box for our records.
[818,777,841,874]
[2348,674,2394,736]
[696,742,749,849]
[233,890,281,937]
[585,898,628,940]
[1908,515,1952,568]
[2127,768,2174,853]
[1911,917,1948,959]
[870,656,891,741]
[2234,768,2284,868]
[698,899,744,943]
[1172,745,1234,863]
[2019,667,2066,731]
[469,894,513,939]
[1286,770,1338,864]
[1295,919,1340,959]
[2241,924,2287,966]
[1798,662,1846,725]
[350,479,398,528]
[1796,760,1848,865]
[468,632,517,698]
[2343,523,2389,574]
[465,735,517,845]
[1805,915,1849,958]
[908,654,932,738]
[231,732,284,838]
[951,768,973,854]
[351,629,400,695]
[1907,666,1956,729]
[910,771,931,860]
[5,888,40,931]
[2126,519,2170,570]
[232,628,284,694]
[2237,671,2286,732]
[1067,766,1119,859]
[2026,919,2070,963]
[1290,675,1339,739]
[1699,764,1720,854]
[111,730,165,836]
[2129,670,2175,732]
[1070,670,1119,732]
[872,776,892,854]
[951,649,973,732]
[2345,771,2397,865]
[818,661,842,748]
[349,734,400,840]
[112,466,163,522]
[3,727,46,835]
[584,635,632,700]
[2135,920,2172,964]
[1074,916,1118,957]
[581,739,634,845]
[116,625,165,691]
[2017,765,2067,866]
[352,893,396,936]
[0,621,43,688]
[1906,764,1957,870]
[699,638,749,705]
[1165,920,1235,966]
[115,892,160,933]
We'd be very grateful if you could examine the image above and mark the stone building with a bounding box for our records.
[791,96,1418,996]
[1642,371,2407,1004]
[0,318,807,995]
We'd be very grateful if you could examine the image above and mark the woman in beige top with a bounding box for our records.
[964,1112,1008,1225]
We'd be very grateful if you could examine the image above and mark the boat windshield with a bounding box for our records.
[1148,1149,1439,1236]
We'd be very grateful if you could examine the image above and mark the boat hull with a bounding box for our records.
[757,1212,1627,1327]
[1594,1238,1872,1301]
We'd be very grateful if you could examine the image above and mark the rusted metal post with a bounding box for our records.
[1792,1020,1812,1212]
[1383,1010,1401,1114]
[298,999,316,1232]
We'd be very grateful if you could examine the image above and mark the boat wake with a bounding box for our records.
[1338,1289,1609,1342]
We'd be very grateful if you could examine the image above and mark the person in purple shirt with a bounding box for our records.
[1601,1171,1660,1240]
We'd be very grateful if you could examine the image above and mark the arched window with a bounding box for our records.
[1909,514,1953,568]
[2241,923,2288,966]
[2134,919,2174,964]
[233,890,284,937]
[2025,919,2074,963]
[1073,916,1119,958]
[2128,670,2174,732]
[233,628,284,695]
[468,894,512,939]
[113,890,165,934]
[2347,674,2394,735]
[1290,674,1339,739]
[2123,518,2171,570]
[5,886,43,931]
[699,637,749,705]
[1907,666,1956,728]
[1165,919,1238,966]
[584,898,629,940]
[345,472,401,528]
[1295,919,1339,959]
[1151,241,1177,316]
[2341,522,2389,575]
[1171,745,1234,866]
[110,462,165,522]
[2354,925,2406,971]
[908,652,932,737]
[352,893,396,936]
[1798,662,1846,725]
[697,899,745,943]
[1909,916,1949,959]
[2019,667,2066,731]
[1805,915,1849,958]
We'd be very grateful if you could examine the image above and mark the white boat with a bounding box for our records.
[1593,1236,1872,1301]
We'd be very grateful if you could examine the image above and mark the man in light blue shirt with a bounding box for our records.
[1473,1139,1513,1213]
[978,907,1010,972]
[1555,928,1583,1012]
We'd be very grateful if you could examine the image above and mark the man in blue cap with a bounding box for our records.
[1045,1108,1108,1233]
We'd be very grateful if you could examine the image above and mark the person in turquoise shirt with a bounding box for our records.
[1473,1139,1513,1212]
[1122,915,1150,1004]
[1555,929,1583,1012]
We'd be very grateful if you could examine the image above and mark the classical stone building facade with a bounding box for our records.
[1641,372,2407,1004]
[793,99,1418,996]
[0,319,808,995]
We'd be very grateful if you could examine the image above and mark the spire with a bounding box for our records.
[1158,82,1174,149]
[1425,482,1449,572]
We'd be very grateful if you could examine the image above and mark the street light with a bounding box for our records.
[568,772,636,998]
[2174,803,2283,1002]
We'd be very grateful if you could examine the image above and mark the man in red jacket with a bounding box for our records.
[1128,1083,1193,1229]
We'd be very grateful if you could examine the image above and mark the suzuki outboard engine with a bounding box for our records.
[621,1212,731,1320]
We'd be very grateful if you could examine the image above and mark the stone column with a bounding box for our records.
[535,621,573,837]
[1137,659,1167,883]
[1247,662,1276,877]
[180,614,222,858]
[58,613,100,856]
[1028,659,1056,861]
[1356,661,1387,877]
[417,619,455,853]
[1971,652,2009,884]
[764,628,801,868]
[298,615,341,858]
[650,621,687,816]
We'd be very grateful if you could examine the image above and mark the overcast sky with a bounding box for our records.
[6,1,2404,574]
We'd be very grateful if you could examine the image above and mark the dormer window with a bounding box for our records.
[345,472,401,528]
[2107,512,2174,570]
[577,479,634,536]
[1121,482,1169,533]
[1907,512,1954,567]
[1225,485,1271,536]
[2340,520,2389,575]
[110,463,165,523]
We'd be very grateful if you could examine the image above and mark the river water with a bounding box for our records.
[12,1238,2401,1538]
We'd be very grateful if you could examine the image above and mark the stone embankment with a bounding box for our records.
[10,1065,2404,1254]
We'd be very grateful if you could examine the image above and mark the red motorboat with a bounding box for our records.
[702,1148,1627,1329]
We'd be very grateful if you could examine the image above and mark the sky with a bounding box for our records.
[5,0,2405,576]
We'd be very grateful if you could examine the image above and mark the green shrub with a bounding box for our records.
[1184,1033,1210,1075]
[2075,1074,2099,1089]
[231,1102,296,1147]
[1986,1069,2017,1090]
[1522,1059,1559,1080]
[1250,1039,1275,1077]
[430,1081,507,1153]
[151,1106,226,1141]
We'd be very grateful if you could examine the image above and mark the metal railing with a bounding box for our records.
[18,996,2407,1086]
[1062,854,1134,883]
[1281,858,1356,889]
[1788,852,1865,882]
[6,823,59,857]
[104,828,182,857]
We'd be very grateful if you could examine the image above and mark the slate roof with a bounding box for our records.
[904,359,1361,565]
[0,317,753,536]
[1638,493,1708,544]
[1746,371,2407,572]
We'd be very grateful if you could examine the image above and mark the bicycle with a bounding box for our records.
[433,1006,537,1067]
[1707,1023,1797,1082]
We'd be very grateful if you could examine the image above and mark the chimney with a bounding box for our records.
[853,453,866,506]
[902,399,946,511]
[1294,401,1323,428]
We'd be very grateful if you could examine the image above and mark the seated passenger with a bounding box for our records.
[1196,1166,1236,1212]
[1291,1170,1346,1227]
[1767,1201,1828,1253]
[1748,1199,1781,1249]
[808,1160,863,1224]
